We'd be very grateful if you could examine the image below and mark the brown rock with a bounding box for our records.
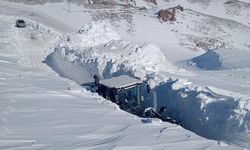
[157,5,184,22]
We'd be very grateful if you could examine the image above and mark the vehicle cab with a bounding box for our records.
[96,75,152,116]
[83,75,182,126]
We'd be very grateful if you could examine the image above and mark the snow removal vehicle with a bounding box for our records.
[82,75,182,126]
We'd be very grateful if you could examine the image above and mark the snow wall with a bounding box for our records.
[45,21,250,148]
[155,80,250,147]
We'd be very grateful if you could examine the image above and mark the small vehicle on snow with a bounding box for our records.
[82,75,182,126]
[16,19,26,28]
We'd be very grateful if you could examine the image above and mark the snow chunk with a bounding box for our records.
[171,79,192,90]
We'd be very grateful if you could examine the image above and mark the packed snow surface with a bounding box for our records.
[100,75,141,89]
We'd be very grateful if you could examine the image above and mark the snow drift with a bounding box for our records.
[190,48,250,70]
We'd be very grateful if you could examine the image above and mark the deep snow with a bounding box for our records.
[1,0,250,149]
[0,16,239,150]
[190,48,250,70]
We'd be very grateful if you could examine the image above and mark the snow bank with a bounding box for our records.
[189,48,250,70]
[154,79,250,147]
[47,21,175,86]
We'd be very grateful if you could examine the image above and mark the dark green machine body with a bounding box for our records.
[86,75,182,126]
[97,81,144,115]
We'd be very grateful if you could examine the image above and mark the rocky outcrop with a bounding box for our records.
[157,5,184,22]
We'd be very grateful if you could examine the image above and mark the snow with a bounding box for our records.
[0,17,238,150]
[46,20,250,148]
[100,75,141,89]
[47,26,176,87]
[155,79,250,148]
[75,21,121,48]
[190,48,250,70]
[165,0,250,27]
[0,0,250,149]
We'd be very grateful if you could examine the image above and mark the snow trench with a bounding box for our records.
[44,21,250,148]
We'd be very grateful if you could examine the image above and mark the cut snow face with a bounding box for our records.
[190,50,222,70]
[46,21,177,87]
[154,79,250,148]
[177,48,250,147]
[189,48,250,70]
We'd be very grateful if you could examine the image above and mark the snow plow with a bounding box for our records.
[82,75,182,126]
